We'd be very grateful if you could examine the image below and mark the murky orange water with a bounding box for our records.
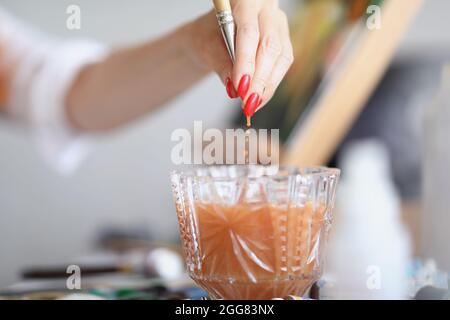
[186,202,326,299]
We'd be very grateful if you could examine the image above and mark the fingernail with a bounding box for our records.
[238,74,251,99]
[226,77,238,99]
[243,93,260,117]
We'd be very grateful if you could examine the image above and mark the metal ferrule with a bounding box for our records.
[216,10,236,64]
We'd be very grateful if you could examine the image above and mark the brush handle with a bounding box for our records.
[213,0,231,12]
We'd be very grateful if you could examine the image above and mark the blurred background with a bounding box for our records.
[1,0,450,298]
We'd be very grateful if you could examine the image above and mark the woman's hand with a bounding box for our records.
[65,0,293,132]
[189,0,294,118]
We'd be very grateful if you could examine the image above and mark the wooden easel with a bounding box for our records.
[283,0,423,167]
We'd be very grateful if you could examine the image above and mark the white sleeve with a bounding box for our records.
[1,8,109,175]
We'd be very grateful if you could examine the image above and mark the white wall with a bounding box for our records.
[1,0,450,287]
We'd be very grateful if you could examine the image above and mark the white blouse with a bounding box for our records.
[0,7,108,174]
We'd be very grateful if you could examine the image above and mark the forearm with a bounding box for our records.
[66,23,209,132]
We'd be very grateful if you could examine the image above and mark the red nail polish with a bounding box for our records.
[226,78,238,99]
[254,97,263,113]
[244,93,260,117]
[238,75,251,99]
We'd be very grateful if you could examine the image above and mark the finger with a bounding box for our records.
[257,11,294,111]
[232,1,260,98]
[194,11,233,84]
[215,54,235,98]
[243,9,283,113]
[201,13,235,95]
[208,39,235,98]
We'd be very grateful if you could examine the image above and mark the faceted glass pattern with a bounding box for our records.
[171,165,340,299]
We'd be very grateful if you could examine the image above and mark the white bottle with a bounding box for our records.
[322,140,411,299]
[422,65,450,271]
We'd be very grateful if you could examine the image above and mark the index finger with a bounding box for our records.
[231,2,260,97]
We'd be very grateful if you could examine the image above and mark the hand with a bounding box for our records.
[188,0,294,118]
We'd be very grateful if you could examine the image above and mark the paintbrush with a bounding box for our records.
[212,0,236,64]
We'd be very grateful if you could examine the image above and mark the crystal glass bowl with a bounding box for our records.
[170,165,340,300]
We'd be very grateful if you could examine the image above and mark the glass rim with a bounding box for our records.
[170,165,340,182]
